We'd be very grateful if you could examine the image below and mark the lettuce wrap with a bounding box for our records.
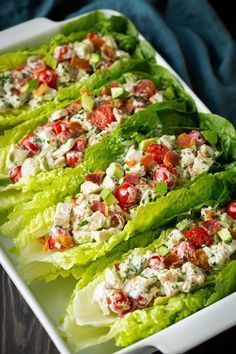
[60,195,236,352]
[0,12,155,130]
[0,64,196,223]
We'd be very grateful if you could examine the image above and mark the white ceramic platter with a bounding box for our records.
[0,9,235,354]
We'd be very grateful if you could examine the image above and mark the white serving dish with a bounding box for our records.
[0,9,235,354]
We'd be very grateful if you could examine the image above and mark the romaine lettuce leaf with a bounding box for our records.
[16,174,230,283]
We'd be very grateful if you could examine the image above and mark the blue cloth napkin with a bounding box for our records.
[1,0,236,121]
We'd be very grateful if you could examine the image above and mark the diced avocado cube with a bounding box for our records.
[22,79,39,92]
[89,53,100,65]
[100,188,112,201]
[108,163,124,180]
[218,228,232,243]
[100,189,118,205]
[164,87,175,100]
[111,87,124,99]
[157,245,169,256]
[81,93,95,113]
[139,138,157,151]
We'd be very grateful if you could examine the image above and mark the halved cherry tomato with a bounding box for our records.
[185,227,212,247]
[188,130,205,147]
[65,150,82,167]
[90,105,115,129]
[115,183,139,208]
[20,135,41,154]
[176,133,194,149]
[48,228,73,250]
[147,254,165,269]
[134,79,157,99]
[153,164,177,188]
[146,143,170,164]
[87,32,104,48]
[140,153,154,172]
[226,201,236,220]
[163,150,180,166]
[9,166,22,183]
[107,289,131,314]
[38,69,57,88]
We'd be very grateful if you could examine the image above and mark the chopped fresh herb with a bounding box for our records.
[79,220,89,227]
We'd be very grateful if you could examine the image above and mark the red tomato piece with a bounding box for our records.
[123,173,139,185]
[107,289,131,314]
[146,143,170,164]
[38,69,57,88]
[115,183,139,208]
[90,105,115,129]
[9,166,22,183]
[163,150,180,166]
[185,227,212,247]
[153,164,177,188]
[174,241,196,262]
[20,135,41,154]
[65,150,82,167]
[200,219,221,235]
[85,171,105,184]
[188,130,205,147]
[134,79,157,99]
[140,153,154,172]
[147,254,165,269]
[176,133,194,149]
[86,32,104,49]
[226,201,236,220]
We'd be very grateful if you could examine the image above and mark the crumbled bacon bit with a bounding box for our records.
[191,249,209,268]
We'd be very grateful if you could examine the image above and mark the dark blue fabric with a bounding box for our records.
[1,0,236,121]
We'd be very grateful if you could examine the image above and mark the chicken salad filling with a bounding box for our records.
[0,32,130,111]
[7,75,165,182]
[39,130,218,251]
[93,202,236,316]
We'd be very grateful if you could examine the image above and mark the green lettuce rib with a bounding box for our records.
[16,174,231,283]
